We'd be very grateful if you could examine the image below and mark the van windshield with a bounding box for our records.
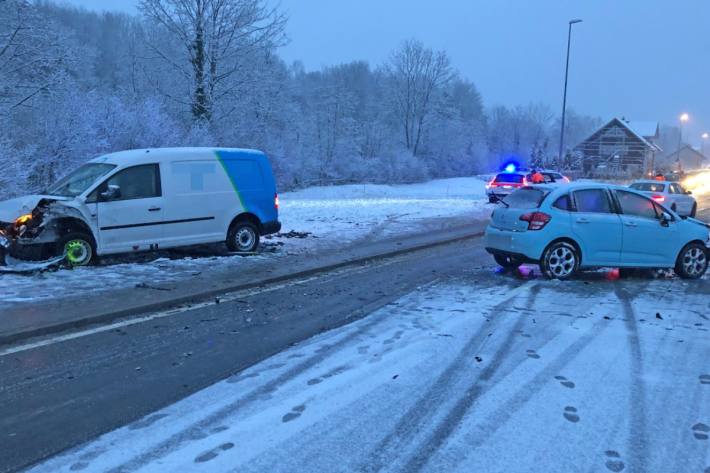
[46,163,116,197]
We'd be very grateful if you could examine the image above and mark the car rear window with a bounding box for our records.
[631,182,665,192]
[494,173,524,184]
[504,188,548,208]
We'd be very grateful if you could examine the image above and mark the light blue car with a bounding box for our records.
[484,183,710,279]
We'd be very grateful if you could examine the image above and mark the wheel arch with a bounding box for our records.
[53,217,96,245]
[227,212,263,237]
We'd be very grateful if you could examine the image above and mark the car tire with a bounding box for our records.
[494,254,523,269]
[540,241,580,280]
[690,203,697,218]
[57,232,95,267]
[227,221,260,253]
[674,242,708,279]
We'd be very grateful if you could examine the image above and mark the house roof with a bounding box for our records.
[661,145,709,162]
[575,117,659,151]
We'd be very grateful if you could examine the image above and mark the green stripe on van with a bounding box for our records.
[215,151,248,212]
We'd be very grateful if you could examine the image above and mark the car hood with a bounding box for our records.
[0,195,69,222]
[684,216,710,229]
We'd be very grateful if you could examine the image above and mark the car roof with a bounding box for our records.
[89,147,266,167]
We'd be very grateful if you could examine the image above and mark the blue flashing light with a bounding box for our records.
[504,164,517,173]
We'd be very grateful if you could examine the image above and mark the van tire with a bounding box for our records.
[227,221,260,253]
[57,232,95,267]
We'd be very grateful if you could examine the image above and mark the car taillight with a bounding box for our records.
[520,212,551,231]
[487,180,498,188]
[651,194,665,203]
[562,176,570,183]
[274,193,280,209]
[522,178,529,186]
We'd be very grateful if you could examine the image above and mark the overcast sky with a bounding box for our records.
[63,0,710,146]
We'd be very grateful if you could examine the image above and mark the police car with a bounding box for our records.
[486,165,570,203]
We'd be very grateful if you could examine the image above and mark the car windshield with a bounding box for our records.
[494,173,524,184]
[631,182,665,192]
[503,188,548,208]
[46,163,116,197]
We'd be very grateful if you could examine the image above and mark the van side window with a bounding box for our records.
[553,194,574,211]
[573,189,612,213]
[106,164,161,200]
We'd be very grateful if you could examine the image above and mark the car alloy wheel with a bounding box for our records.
[542,242,579,279]
[677,244,707,279]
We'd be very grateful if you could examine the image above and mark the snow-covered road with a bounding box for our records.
[30,271,710,473]
[0,177,488,303]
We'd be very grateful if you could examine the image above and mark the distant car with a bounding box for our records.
[629,180,697,217]
[486,171,527,203]
[484,183,709,279]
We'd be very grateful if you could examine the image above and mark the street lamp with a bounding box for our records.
[676,113,689,170]
[702,132,709,156]
[558,19,583,167]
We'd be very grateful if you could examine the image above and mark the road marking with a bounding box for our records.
[0,258,411,357]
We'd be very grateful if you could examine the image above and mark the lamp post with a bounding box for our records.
[558,19,583,168]
[676,113,689,171]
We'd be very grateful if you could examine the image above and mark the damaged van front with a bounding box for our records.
[0,162,116,268]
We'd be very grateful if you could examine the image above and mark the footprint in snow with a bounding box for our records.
[194,443,235,463]
[692,423,709,440]
[555,375,575,389]
[700,374,710,385]
[526,349,540,359]
[563,406,580,423]
[604,450,625,472]
[358,345,370,354]
[282,404,307,423]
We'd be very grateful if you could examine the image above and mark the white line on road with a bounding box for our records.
[0,258,407,358]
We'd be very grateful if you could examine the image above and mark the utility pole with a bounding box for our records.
[558,19,583,169]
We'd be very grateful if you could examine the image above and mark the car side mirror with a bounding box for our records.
[660,211,672,226]
[686,190,692,195]
[100,184,121,201]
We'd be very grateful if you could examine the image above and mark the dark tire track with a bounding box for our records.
[613,285,649,473]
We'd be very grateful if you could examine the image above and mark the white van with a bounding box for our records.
[0,148,281,266]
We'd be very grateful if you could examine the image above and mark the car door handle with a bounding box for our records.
[148,207,161,212]
[624,222,637,227]
[575,218,590,224]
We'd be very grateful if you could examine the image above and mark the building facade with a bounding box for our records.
[573,118,661,178]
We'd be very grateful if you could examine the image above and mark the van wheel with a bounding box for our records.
[227,221,260,253]
[57,232,95,267]
[494,254,523,269]
[690,203,697,218]
[674,242,708,279]
[540,241,579,280]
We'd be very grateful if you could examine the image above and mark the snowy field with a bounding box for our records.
[0,177,488,303]
[30,270,710,473]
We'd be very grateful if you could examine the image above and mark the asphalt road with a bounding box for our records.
[2,194,709,473]
[0,236,492,473]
